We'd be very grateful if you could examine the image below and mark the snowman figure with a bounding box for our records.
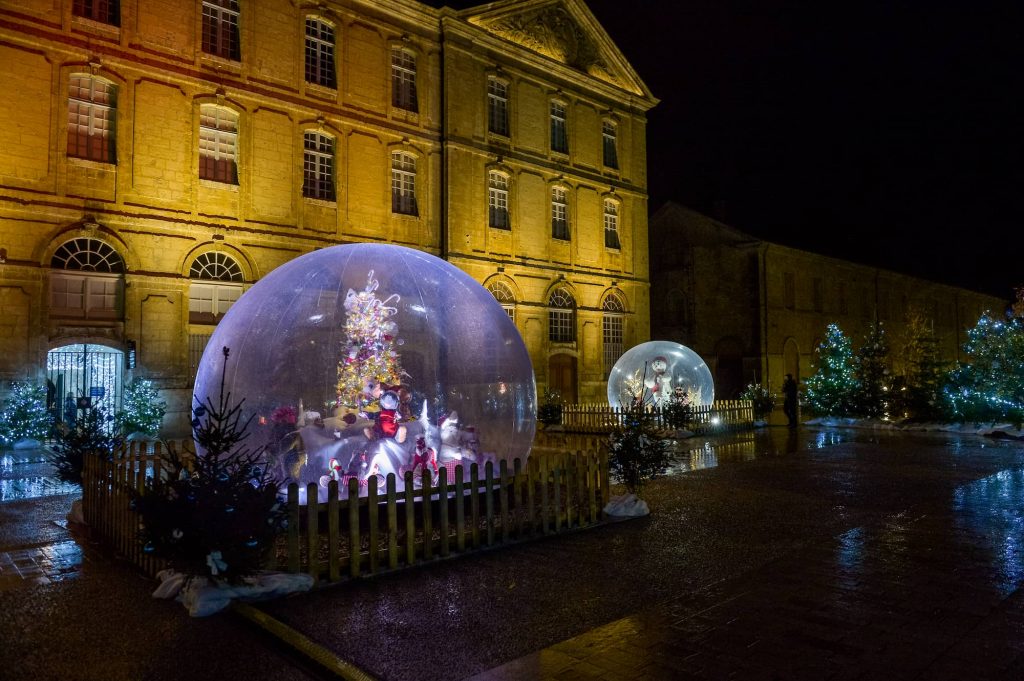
[644,356,673,407]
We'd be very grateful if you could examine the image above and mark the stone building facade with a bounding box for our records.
[650,202,1008,410]
[0,0,656,434]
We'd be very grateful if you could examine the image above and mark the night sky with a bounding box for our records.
[437,0,1021,300]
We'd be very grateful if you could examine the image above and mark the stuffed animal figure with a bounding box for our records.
[364,389,407,443]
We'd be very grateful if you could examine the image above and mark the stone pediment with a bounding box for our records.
[464,0,654,100]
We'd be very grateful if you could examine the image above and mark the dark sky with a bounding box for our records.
[438,0,1022,300]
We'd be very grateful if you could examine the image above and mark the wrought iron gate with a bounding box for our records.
[46,343,124,430]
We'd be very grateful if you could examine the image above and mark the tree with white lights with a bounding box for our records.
[804,324,858,417]
[944,312,1024,428]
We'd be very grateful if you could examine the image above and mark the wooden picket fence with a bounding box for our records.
[560,399,755,434]
[80,440,610,583]
[284,450,608,584]
[81,439,186,577]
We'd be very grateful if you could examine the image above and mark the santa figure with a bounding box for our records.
[644,356,673,407]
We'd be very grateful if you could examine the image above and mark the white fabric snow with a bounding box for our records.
[66,499,85,526]
[153,569,315,617]
[603,493,650,517]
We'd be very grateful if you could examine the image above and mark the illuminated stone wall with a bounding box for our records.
[0,0,655,434]
[651,202,1008,415]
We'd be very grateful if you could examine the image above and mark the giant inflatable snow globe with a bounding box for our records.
[607,341,714,410]
[192,243,536,502]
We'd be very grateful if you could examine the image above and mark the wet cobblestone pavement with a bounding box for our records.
[2,429,1024,680]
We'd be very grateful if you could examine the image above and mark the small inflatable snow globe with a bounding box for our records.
[192,243,536,502]
[607,341,714,410]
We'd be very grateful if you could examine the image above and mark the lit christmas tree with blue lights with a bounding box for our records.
[804,324,858,417]
[944,312,1024,428]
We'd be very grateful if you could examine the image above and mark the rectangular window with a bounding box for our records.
[67,76,117,163]
[549,309,574,343]
[391,152,417,215]
[189,283,241,324]
[305,19,336,88]
[50,273,121,319]
[202,0,240,61]
[551,187,569,240]
[784,272,795,310]
[391,49,418,112]
[487,78,509,136]
[73,0,120,26]
[839,283,848,314]
[604,200,621,249]
[302,132,335,201]
[199,107,238,184]
[489,172,509,229]
[602,120,618,169]
[813,277,824,312]
[550,101,568,154]
[603,314,623,377]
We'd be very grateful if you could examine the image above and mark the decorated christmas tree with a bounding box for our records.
[0,381,51,447]
[335,270,404,413]
[115,378,167,437]
[804,323,858,417]
[134,346,285,582]
[852,320,891,419]
[944,312,1024,428]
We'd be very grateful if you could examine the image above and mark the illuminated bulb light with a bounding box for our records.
[711,416,721,425]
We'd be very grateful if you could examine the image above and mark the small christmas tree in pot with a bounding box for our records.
[603,365,674,517]
[136,347,311,617]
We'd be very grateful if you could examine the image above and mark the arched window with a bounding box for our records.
[68,75,117,163]
[488,171,510,229]
[548,288,575,343]
[189,251,244,324]
[50,238,124,320]
[602,294,625,375]
[391,152,417,215]
[305,18,337,88]
[199,105,238,184]
[489,281,516,322]
[303,131,335,201]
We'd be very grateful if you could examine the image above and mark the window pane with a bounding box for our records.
[200,107,239,184]
[67,75,116,163]
[302,132,335,200]
[391,49,418,112]
[305,19,336,88]
[202,0,240,60]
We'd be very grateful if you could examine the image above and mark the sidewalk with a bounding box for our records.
[3,429,1024,680]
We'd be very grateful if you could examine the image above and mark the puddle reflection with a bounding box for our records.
[953,468,1024,595]
[0,477,79,501]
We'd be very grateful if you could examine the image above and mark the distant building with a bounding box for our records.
[650,202,1007,410]
[0,0,656,433]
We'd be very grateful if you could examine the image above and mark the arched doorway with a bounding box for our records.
[548,354,577,404]
[783,338,800,383]
[46,343,124,427]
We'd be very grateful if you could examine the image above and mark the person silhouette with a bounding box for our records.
[782,374,799,428]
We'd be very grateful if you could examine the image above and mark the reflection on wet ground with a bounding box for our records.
[0,450,79,501]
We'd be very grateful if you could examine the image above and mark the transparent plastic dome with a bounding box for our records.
[607,341,715,409]
[193,244,536,501]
